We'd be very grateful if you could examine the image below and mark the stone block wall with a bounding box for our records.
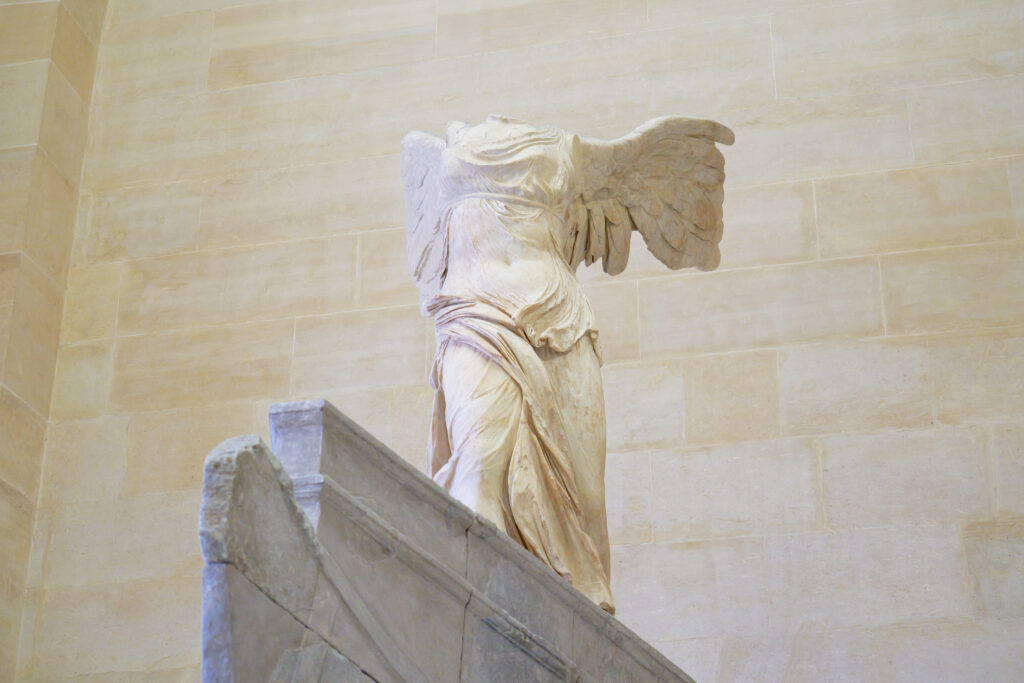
[8,0,1024,680]
[0,0,106,678]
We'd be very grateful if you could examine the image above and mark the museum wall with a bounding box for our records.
[0,0,105,678]
[11,0,1024,679]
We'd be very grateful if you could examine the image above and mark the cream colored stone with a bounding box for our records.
[0,304,11,373]
[649,638,720,683]
[604,361,686,452]
[38,63,88,185]
[84,78,388,190]
[683,351,779,445]
[0,478,33,592]
[992,423,1024,517]
[582,280,639,364]
[67,189,91,269]
[0,1,58,65]
[24,149,76,284]
[32,576,201,677]
[95,11,213,105]
[495,18,774,128]
[111,320,292,412]
[717,181,818,269]
[209,0,435,89]
[197,156,404,249]
[42,416,128,505]
[357,228,420,309]
[0,60,49,149]
[61,0,108,46]
[714,632,791,683]
[437,0,645,58]
[109,0,273,24]
[5,255,63,415]
[0,579,19,680]
[817,161,1015,257]
[909,74,1024,164]
[964,521,1024,618]
[780,340,932,436]
[932,332,1024,424]
[0,305,9,374]
[0,147,33,252]
[0,253,19,309]
[385,383,436,468]
[214,0,434,49]
[727,92,913,186]
[882,243,1024,334]
[822,428,988,527]
[50,339,112,420]
[773,0,1024,99]
[85,181,201,262]
[0,386,44,502]
[51,4,98,101]
[1009,156,1023,238]
[651,438,819,541]
[45,490,203,587]
[60,263,120,343]
[786,620,1024,683]
[605,451,651,545]
[125,402,255,495]
[639,258,882,356]
[647,0,769,25]
[613,525,969,642]
[0,481,31,680]
[292,307,426,394]
[117,236,356,333]
[85,15,770,188]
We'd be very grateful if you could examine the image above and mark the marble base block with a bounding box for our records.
[199,400,694,681]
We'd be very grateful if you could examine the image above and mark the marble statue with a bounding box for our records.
[401,115,734,613]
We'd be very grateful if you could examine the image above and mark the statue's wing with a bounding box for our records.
[401,131,447,311]
[568,116,734,275]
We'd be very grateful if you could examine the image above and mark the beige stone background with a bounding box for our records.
[1,0,1023,680]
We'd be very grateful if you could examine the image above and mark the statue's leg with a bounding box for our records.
[537,335,610,576]
[433,342,522,536]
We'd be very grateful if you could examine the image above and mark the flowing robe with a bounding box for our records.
[425,116,615,611]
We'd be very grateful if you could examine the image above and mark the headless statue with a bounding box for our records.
[401,115,733,613]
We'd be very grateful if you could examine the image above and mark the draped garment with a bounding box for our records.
[425,116,614,611]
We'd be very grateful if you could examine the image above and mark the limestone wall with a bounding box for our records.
[14,0,1024,680]
[0,0,105,678]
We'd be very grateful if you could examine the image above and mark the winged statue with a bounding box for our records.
[401,115,734,613]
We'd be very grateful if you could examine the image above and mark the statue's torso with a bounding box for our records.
[437,116,596,353]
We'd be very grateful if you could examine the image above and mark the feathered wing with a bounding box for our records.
[566,116,734,275]
[401,130,447,311]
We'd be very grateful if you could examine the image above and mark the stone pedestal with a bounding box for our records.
[199,399,695,682]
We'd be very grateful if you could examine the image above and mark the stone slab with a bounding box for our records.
[205,404,695,681]
[270,399,473,574]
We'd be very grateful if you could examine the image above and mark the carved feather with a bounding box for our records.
[572,115,734,274]
[400,131,447,311]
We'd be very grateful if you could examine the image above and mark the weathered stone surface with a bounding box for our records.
[200,436,407,681]
[964,521,1024,619]
[204,403,695,681]
[269,641,372,682]
[466,517,576,656]
[314,480,467,683]
[461,594,572,683]
[270,399,472,574]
